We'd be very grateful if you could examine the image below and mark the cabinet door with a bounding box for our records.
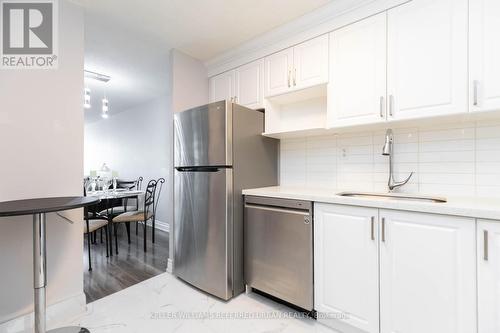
[477,220,500,333]
[315,203,379,333]
[328,13,387,128]
[209,70,235,103]
[387,0,468,120]
[293,34,329,90]
[235,59,263,109]
[379,210,476,333]
[264,48,294,97]
[470,0,500,112]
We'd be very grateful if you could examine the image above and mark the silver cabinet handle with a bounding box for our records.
[287,70,291,88]
[484,230,489,261]
[293,68,297,86]
[473,80,479,106]
[389,95,394,117]
[380,96,385,118]
[381,217,386,242]
[371,216,375,240]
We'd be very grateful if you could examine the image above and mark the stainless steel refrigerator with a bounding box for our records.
[173,100,278,300]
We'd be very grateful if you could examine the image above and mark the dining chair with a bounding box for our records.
[151,177,165,243]
[99,176,143,221]
[116,179,136,190]
[83,180,112,260]
[112,180,157,253]
[57,206,108,272]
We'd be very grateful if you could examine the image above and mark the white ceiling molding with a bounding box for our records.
[205,0,410,77]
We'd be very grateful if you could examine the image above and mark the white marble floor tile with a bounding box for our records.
[64,273,335,333]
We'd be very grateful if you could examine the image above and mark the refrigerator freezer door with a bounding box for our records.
[173,167,233,300]
[174,101,233,167]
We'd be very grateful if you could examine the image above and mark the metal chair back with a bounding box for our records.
[143,180,157,214]
[154,178,165,213]
[136,176,144,190]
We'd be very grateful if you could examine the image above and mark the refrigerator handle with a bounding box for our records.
[175,166,223,172]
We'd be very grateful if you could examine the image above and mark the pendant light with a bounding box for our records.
[84,88,91,109]
[101,98,109,119]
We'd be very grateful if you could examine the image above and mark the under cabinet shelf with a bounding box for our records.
[264,84,328,135]
[262,127,329,139]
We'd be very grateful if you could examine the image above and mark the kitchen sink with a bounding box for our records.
[337,191,447,203]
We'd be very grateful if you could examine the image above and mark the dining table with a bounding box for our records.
[85,189,145,255]
[86,189,145,202]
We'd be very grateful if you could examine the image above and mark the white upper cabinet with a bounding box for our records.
[379,210,476,333]
[264,35,328,98]
[209,62,263,109]
[293,34,329,90]
[386,0,468,120]
[477,219,500,333]
[328,12,387,128]
[264,48,294,97]
[209,70,235,103]
[235,59,264,109]
[315,204,379,333]
[470,0,500,112]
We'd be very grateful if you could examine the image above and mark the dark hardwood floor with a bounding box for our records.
[83,224,169,303]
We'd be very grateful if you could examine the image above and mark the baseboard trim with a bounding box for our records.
[166,258,174,274]
[155,220,169,233]
[138,219,169,233]
[0,292,86,332]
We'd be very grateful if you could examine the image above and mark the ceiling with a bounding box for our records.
[76,0,333,60]
[78,0,333,122]
[83,12,171,123]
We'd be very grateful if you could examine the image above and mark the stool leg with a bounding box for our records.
[100,228,103,243]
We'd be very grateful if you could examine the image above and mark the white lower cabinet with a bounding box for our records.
[314,205,477,333]
[379,210,476,333]
[314,204,380,333]
[477,219,500,333]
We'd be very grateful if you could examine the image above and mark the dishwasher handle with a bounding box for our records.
[244,195,312,211]
[244,203,310,216]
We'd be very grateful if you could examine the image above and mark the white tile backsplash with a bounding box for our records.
[279,121,500,197]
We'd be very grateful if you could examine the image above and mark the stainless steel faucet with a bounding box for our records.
[382,129,413,192]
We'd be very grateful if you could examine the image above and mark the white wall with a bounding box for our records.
[281,120,500,197]
[171,49,208,113]
[84,97,171,225]
[0,0,85,326]
[169,50,208,269]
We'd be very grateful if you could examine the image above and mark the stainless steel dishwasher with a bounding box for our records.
[244,195,313,310]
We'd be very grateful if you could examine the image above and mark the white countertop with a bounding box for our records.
[242,186,500,221]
